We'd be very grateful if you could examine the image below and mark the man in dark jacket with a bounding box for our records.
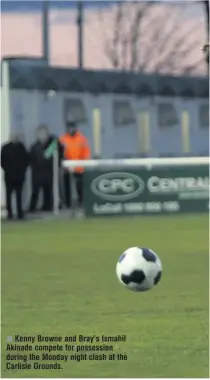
[1,132,29,220]
[29,125,63,212]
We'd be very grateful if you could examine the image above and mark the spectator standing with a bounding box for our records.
[1,132,29,220]
[59,120,91,208]
[29,125,62,212]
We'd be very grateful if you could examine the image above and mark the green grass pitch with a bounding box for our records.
[1,215,209,378]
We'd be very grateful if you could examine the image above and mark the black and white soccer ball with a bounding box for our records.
[116,247,162,292]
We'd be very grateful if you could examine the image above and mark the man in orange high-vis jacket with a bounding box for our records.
[59,120,91,208]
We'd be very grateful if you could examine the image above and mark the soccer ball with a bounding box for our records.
[116,247,162,292]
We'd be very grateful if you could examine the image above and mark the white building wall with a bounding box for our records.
[1,88,208,210]
[8,89,209,156]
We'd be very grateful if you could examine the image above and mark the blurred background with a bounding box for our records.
[0,0,209,215]
[1,0,209,73]
[1,0,209,155]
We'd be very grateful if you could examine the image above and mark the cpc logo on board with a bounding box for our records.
[91,172,145,201]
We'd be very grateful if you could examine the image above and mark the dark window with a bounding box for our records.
[63,98,87,124]
[157,103,178,128]
[113,100,135,127]
[199,104,209,128]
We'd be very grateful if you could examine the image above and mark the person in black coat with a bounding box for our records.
[1,133,29,220]
[29,125,63,212]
